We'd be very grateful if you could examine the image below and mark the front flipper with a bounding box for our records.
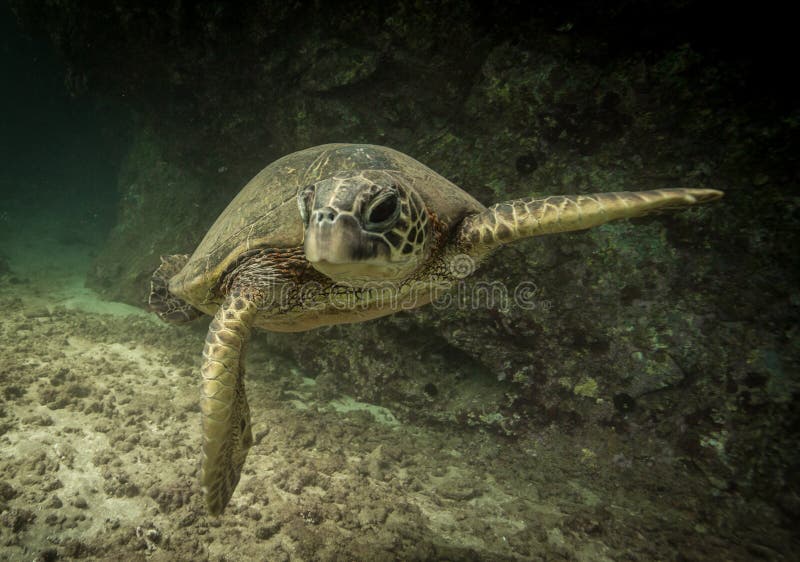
[200,290,258,515]
[458,188,723,256]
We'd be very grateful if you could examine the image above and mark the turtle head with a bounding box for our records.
[298,170,432,286]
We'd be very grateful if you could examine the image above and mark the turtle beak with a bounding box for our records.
[304,208,385,265]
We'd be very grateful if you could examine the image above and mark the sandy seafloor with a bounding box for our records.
[0,207,791,561]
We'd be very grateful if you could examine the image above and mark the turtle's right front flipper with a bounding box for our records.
[200,290,258,515]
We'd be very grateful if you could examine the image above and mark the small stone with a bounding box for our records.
[145,528,161,544]
[255,521,281,540]
[24,307,50,318]
[0,481,17,501]
[37,548,58,562]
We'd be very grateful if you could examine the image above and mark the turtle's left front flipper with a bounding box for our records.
[458,188,723,256]
[199,290,259,515]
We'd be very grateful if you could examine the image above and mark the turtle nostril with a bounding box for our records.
[314,207,338,223]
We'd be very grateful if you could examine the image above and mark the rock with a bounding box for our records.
[0,481,18,501]
[24,307,50,319]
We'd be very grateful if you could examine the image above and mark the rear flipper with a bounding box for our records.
[148,254,204,323]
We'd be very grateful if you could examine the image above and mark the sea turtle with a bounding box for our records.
[148,143,722,514]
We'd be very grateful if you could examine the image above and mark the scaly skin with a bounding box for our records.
[199,290,258,515]
[458,188,723,256]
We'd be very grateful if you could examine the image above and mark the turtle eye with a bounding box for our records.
[365,193,400,230]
